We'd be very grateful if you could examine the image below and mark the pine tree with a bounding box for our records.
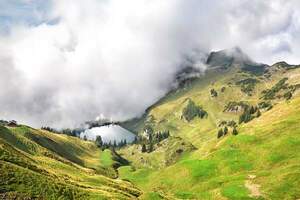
[256,109,261,117]
[217,129,224,138]
[148,132,153,142]
[95,135,103,147]
[249,106,256,114]
[141,144,147,153]
[223,126,228,135]
[232,127,238,135]
[83,135,87,141]
[148,142,154,153]
[239,114,245,124]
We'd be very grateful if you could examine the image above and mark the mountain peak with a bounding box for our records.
[206,47,252,68]
[206,47,268,75]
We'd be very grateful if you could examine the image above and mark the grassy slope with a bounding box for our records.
[118,66,300,199]
[0,126,141,199]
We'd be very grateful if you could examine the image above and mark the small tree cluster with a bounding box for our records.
[41,127,81,137]
[236,78,259,96]
[217,127,229,138]
[223,101,249,112]
[239,105,261,124]
[218,120,237,128]
[0,120,9,126]
[217,126,238,138]
[261,78,289,100]
[258,101,273,111]
[153,131,170,143]
[140,129,170,153]
[210,89,218,97]
[182,99,208,122]
[94,135,130,150]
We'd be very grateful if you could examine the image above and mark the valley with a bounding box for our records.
[1,49,300,199]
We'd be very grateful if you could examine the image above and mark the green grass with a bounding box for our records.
[221,182,251,200]
[118,67,300,199]
[2,65,300,199]
[99,149,113,167]
[0,126,141,199]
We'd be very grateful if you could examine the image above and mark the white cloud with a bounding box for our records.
[0,0,300,128]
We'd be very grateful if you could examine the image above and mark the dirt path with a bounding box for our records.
[245,175,262,198]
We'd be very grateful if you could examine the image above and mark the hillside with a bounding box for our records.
[0,125,141,199]
[117,49,300,199]
[1,48,300,200]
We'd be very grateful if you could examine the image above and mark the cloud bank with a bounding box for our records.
[0,0,300,128]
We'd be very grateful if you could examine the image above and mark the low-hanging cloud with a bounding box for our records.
[0,0,300,128]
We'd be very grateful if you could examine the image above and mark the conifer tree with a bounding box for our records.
[256,109,261,117]
[217,129,224,138]
[141,144,147,153]
[95,135,103,147]
[232,127,238,135]
[224,126,228,135]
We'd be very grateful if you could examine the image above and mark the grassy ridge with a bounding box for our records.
[118,65,300,199]
[0,126,141,199]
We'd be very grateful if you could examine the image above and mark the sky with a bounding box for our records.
[0,0,300,128]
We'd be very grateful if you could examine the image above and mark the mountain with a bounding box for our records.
[1,48,300,199]
[118,48,300,199]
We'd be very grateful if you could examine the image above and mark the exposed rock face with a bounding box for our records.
[206,47,268,75]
